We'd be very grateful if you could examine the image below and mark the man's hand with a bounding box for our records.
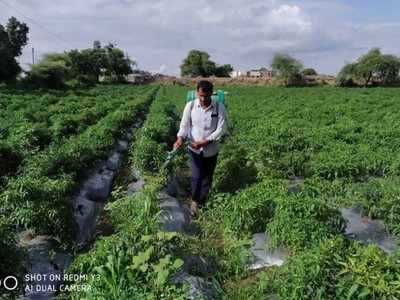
[173,137,183,150]
[191,139,209,149]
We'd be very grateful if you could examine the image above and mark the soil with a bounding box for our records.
[155,75,336,87]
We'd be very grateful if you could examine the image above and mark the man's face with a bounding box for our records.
[197,88,212,106]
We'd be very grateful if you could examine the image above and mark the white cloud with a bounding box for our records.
[196,6,225,24]
[267,5,312,35]
[0,0,399,75]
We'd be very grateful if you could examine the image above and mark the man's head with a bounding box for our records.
[197,80,213,106]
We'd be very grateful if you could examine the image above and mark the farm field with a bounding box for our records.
[164,86,400,299]
[1,85,400,299]
[0,84,158,298]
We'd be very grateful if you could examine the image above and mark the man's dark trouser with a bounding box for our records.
[189,149,218,206]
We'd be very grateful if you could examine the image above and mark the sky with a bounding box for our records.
[0,0,399,76]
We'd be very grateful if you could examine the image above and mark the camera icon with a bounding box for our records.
[0,276,18,291]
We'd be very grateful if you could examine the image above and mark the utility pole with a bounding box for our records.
[32,47,35,65]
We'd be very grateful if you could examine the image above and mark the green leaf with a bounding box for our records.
[348,284,359,299]
[141,235,152,242]
[139,263,148,272]
[155,269,170,287]
[173,258,184,269]
[358,288,371,298]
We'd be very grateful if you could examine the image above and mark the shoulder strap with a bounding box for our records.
[189,100,219,134]
[211,101,219,133]
[191,99,195,111]
[189,100,195,129]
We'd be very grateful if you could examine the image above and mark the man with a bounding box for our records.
[173,80,227,216]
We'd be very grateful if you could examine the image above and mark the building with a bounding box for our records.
[247,67,273,78]
[247,70,261,77]
[230,67,273,79]
[259,67,273,78]
[229,70,244,78]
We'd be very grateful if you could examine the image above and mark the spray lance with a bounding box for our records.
[162,148,179,170]
[162,132,208,174]
[161,140,189,171]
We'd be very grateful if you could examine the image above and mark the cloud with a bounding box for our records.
[267,5,312,35]
[196,6,225,24]
[0,0,399,75]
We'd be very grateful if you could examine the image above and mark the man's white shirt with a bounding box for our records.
[177,98,227,157]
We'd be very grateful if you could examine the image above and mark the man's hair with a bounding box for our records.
[197,80,213,93]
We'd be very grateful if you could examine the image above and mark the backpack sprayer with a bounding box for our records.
[162,89,227,171]
[186,89,226,104]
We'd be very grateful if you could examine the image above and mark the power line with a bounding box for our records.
[0,0,70,46]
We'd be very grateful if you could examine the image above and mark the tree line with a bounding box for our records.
[259,49,400,87]
[180,50,318,85]
[1,16,400,88]
[336,48,400,87]
[25,41,134,88]
[0,17,29,84]
[180,49,400,87]
[180,50,234,77]
[0,17,134,88]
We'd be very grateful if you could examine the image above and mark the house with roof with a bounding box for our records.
[230,67,273,78]
[247,67,273,78]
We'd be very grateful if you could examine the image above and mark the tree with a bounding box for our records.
[67,49,99,83]
[23,53,71,89]
[355,48,382,86]
[215,64,233,77]
[336,63,357,87]
[180,50,233,77]
[271,53,304,86]
[181,50,215,77]
[0,17,29,83]
[93,40,101,50]
[374,54,400,85]
[67,41,134,84]
[302,68,317,76]
[103,43,134,82]
[67,42,107,84]
[336,48,400,87]
[5,17,29,57]
[0,50,20,84]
